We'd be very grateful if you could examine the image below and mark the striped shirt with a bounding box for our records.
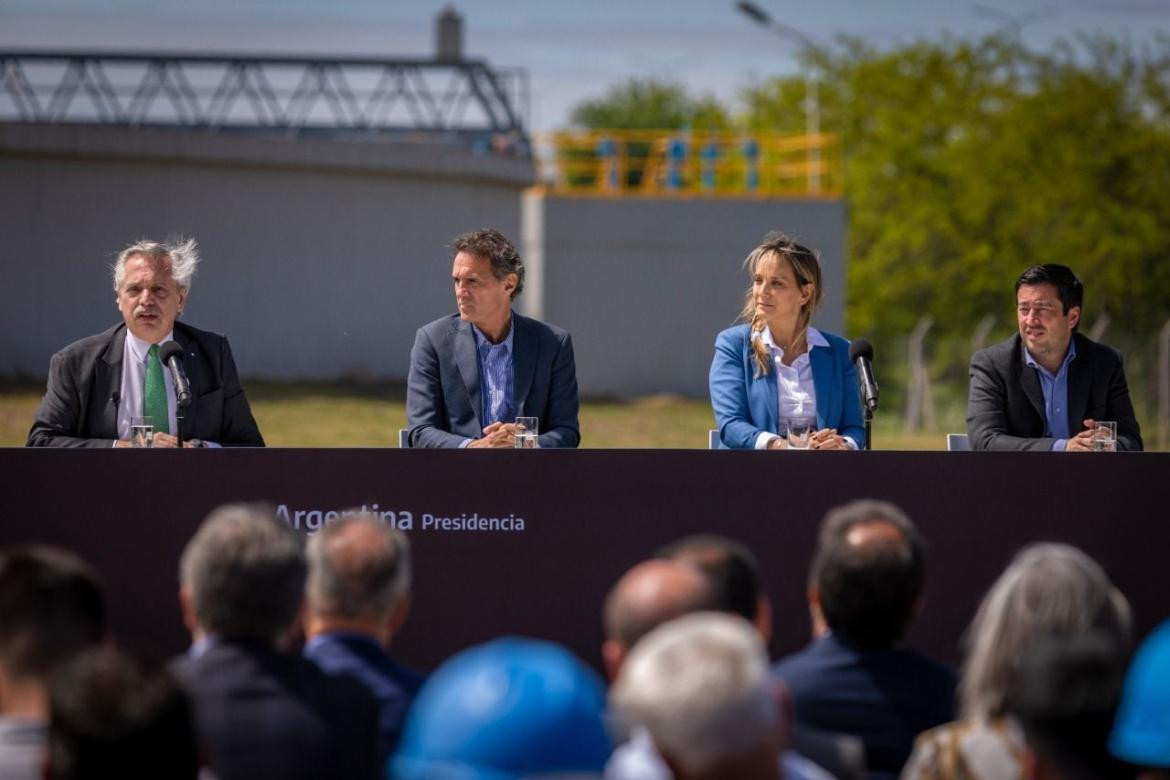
[472,318,515,427]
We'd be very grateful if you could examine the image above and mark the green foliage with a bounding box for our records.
[740,33,1170,349]
[570,78,731,130]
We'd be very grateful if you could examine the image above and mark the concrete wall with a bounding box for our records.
[522,192,847,398]
[0,125,848,400]
[0,123,532,379]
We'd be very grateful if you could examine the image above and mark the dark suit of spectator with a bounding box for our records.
[773,633,956,779]
[174,640,378,780]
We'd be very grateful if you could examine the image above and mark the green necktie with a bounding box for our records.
[144,344,169,435]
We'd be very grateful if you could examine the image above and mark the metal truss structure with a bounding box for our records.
[0,51,529,150]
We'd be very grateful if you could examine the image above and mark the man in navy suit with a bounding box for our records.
[772,500,957,780]
[304,513,423,765]
[172,504,379,780]
[406,229,579,448]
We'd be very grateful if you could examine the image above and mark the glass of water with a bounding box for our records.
[1091,420,1117,452]
[514,417,539,449]
[131,416,154,449]
[782,416,816,450]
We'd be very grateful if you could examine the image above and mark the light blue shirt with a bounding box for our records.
[472,316,515,428]
[1024,338,1077,452]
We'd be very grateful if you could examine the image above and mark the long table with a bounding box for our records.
[1,449,1166,671]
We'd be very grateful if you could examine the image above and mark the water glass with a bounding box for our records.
[131,416,154,449]
[783,416,816,450]
[514,417,539,449]
[1091,420,1117,453]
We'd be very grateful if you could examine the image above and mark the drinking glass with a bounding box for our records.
[514,417,539,449]
[1091,421,1117,453]
[783,416,816,450]
[131,416,154,449]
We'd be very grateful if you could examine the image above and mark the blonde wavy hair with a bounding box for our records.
[739,232,823,377]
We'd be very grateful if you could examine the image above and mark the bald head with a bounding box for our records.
[603,560,716,659]
[306,514,411,636]
[810,499,925,649]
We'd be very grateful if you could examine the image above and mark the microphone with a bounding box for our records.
[159,341,192,410]
[849,339,879,414]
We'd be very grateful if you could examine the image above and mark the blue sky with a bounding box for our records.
[1,1,1166,130]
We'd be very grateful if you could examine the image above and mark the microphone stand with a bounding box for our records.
[176,396,190,449]
[864,404,873,451]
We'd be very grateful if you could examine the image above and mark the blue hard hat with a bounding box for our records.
[1110,619,1170,767]
[390,637,612,780]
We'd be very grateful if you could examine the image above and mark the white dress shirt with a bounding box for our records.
[117,329,177,441]
[754,327,828,450]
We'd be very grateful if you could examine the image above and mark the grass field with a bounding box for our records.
[2,379,954,449]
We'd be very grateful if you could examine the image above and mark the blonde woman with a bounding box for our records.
[709,232,864,450]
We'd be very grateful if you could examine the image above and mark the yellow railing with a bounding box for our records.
[532,129,842,198]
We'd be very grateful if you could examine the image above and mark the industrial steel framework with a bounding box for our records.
[0,51,529,149]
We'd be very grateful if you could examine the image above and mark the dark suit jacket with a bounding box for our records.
[967,333,1142,452]
[406,312,580,448]
[773,634,957,780]
[26,322,264,448]
[172,640,380,780]
[303,633,424,765]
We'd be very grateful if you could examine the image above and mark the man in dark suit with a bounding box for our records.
[967,263,1141,452]
[27,238,262,448]
[304,513,423,765]
[406,229,579,448]
[772,500,957,780]
[172,504,379,780]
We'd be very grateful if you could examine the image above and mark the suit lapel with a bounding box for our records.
[809,345,833,431]
[1066,335,1091,434]
[1012,338,1047,423]
[749,345,779,435]
[98,326,126,437]
[512,314,536,416]
[175,327,199,438]
[453,319,482,430]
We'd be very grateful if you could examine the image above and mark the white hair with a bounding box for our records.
[610,612,779,773]
[112,237,200,292]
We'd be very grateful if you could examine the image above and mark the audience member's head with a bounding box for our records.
[1005,632,1131,780]
[1110,619,1170,778]
[179,503,306,645]
[46,646,199,780]
[305,513,411,645]
[656,535,772,641]
[602,558,716,680]
[612,612,785,780]
[961,543,1130,721]
[0,546,105,719]
[392,637,612,779]
[808,499,925,649]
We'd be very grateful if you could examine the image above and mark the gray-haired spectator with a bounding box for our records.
[47,646,199,780]
[611,612,795,780]
[172,503,379,780]
[304,513,423,764]
[603,556,833,780]
[773,499,956,780]
[902,543,1131,780]
[0,546,106,780]
[28,236,263,448]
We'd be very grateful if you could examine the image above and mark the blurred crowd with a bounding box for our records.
[0,499,1166,780]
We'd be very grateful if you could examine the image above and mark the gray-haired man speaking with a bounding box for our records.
[27,237,263,448]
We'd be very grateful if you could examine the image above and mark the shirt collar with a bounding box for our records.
[471,314,514,353]
[759,326,828,354]
[1023,336,1077,376]
[126,328,175,364]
